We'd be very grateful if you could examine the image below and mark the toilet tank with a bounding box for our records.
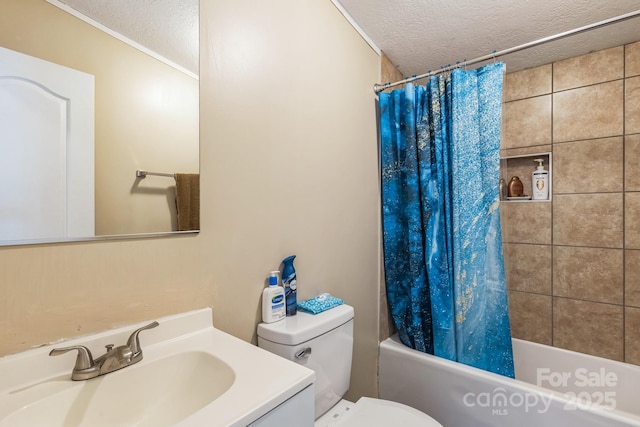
[257,304,354,419]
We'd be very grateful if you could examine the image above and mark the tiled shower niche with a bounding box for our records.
[500,152,552,201]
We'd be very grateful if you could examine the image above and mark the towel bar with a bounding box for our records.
[136,170,174,178]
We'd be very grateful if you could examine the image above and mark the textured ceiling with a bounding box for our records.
[335,0,640,82]
[58,0,198,75]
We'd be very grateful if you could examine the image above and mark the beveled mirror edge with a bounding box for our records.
[0,229,200,248]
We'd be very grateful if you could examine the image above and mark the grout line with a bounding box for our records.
[622,45,627,362]
[542,243,623,250]
[552,135,625,146]
[550,61,555,347]
[504,242,626,251]
[509,290,627,309]
[552,190,624,196]
[552,77,625,94]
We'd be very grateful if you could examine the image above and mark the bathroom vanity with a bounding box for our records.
[0,308,315,426]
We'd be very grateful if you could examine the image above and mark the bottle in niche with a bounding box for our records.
[507,176,524,198]
[499,178,507,200]
[531,158,549,200]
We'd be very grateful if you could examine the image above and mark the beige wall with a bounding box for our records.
[0,0,381,401]
[0,0,199,236]
[201,0,380,400]
[502,41,640,363]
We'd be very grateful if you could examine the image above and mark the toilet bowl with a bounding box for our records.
[315,397,441,427]
[257,304,442,427]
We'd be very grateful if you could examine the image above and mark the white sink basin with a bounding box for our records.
[2,351,234,426]
[0,309,315,427]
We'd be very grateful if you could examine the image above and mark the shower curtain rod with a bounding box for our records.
[373,9,640,93]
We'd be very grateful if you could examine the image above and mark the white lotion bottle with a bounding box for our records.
[531,158,549,200]
[262,271,286,323]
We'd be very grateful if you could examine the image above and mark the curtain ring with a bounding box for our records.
[492,50,497,63]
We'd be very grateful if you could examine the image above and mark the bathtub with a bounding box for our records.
[379,335,640,427]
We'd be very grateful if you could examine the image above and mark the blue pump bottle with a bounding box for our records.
[281,255,297,316]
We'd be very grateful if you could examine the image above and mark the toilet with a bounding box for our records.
[257,304,442,427]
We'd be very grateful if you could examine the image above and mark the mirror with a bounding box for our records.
[0,0,199,246]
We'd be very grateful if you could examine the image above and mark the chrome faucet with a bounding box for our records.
[49,321,159,381]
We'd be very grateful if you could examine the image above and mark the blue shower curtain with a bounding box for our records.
[379,63,514,378]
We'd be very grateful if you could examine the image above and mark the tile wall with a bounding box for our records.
[502,40,640,363]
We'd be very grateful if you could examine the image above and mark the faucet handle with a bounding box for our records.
[49,345,95,371]
[126,321,159,355]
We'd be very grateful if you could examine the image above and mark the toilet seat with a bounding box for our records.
[332,397,442,427]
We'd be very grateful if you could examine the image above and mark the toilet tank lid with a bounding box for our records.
[257,304,354,345]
